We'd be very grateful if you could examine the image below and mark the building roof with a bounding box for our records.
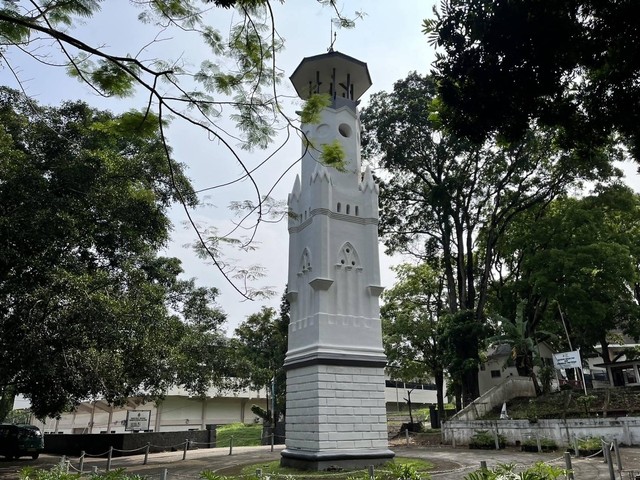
[290,50,372,101]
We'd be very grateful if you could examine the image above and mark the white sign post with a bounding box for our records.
[553,350,587,395]
[125,410,151,432]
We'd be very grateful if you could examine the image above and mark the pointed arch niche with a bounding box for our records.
[299,247,312,275]
[335,242,363,317]
[296,247,313,323]
[337,242,361,270]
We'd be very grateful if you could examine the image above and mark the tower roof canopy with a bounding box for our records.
[290,51,372,102]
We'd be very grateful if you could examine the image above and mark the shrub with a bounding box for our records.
[521,437,558,452]
[577,436,602,450]
[539,366,554,395]
[469,430,506,449]
[20,467,147,480]
[464,461,566,480]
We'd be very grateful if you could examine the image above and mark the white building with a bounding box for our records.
[30,385,267,434]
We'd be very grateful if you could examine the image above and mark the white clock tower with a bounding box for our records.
[281,51,394,470]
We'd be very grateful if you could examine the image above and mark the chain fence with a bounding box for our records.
[31,431,639,480]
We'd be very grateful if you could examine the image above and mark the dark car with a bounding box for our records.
[0,424,44,459]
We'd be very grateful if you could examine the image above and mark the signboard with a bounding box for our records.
[552,350,582,370]
[125,410,151,432]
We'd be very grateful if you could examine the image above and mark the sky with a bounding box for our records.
[3,0,640,338]
[0,1,439,334]
[158,1,441,332]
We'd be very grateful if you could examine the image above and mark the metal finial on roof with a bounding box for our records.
[328,19,337,52]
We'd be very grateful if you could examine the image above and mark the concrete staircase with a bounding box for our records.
[450,377,536,421]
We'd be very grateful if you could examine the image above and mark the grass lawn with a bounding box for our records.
[239,457,434,479]
[216,423,262,447]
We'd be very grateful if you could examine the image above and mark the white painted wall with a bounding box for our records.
[32,386,267,434]
[478,343,555,395]
[444,417,640,447]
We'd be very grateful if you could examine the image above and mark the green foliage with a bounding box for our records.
[320,140,347,171]
[382,263,447,420]
[216,423,262,447]
[243,457,432,480]
[465,462,566,480]
[19,465,80,480]
[20,466,149,480]
[427,0,639,162]
[360,71,617,405]
[0,0,289,149]
[577,436,602,451]
[0,88,231,419]
[488,302,555,394]
[522,437,557,451]
[469,430,506,449]
[199,471,230,480]
[300,93,332,124]
[576,395,598,416]
[230,293,289,424]
[538,366,554,395]
[386,462,423,480]
[491,184,640,357]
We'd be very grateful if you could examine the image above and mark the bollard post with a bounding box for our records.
[368,465,375,480]
[603,441,615,480]
[480,461,487,471]
[564,452,574,480]
[160,468,168,480]
[271,433,274,452]
[613,438,623,478]
[493,431,500,450]
[92,466,99,474]
[602,438,608,464]
[536,433,542,453]
[229,436,234,456]
[255,468,262,479]
[60,455,66,467]
[573,434,579,457]
[144,442,150,465]
[405,429,409,446]
[183,439,188,460]
[79,451,85,473]
[106,446,113,472]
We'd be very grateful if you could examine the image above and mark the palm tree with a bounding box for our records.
[489,302,555,395]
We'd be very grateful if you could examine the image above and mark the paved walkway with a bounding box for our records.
[0,445,638,479]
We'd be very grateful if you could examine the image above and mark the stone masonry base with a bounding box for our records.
[282,363,393,470]
[280,447,395,470]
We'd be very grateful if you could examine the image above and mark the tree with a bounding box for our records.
[231,292,289,438]
[0,0,360,297]
[0,88,230,419]
[490,184,640,362]
[424,0,640,161]
[360,72,616,404]
[381,263,447,425]
[488,302,555,395]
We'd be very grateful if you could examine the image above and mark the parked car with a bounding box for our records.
[0,424,44,459]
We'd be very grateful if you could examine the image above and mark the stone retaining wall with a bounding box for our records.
[443,417,640,447]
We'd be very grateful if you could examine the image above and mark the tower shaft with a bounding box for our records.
[282,51,393,470]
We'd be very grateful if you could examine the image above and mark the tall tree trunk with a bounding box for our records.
[442,219,458,312]
[462,362,480,406]
[0,385,15,424]
[435,370,445,427]
[600,336,611,363]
